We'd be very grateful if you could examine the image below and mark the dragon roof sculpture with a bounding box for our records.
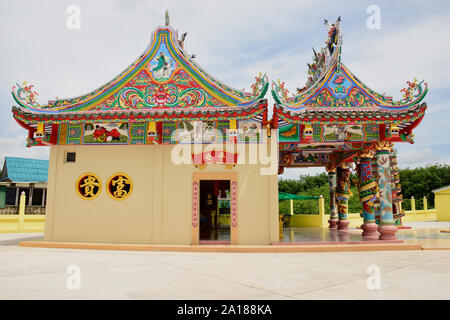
[272,17,428,128]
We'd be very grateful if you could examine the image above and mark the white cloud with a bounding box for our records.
[343,11,450,97]
[1,0,450,171]
[397,147,434,166]
[279,167,325,180]
[0,135,49,165]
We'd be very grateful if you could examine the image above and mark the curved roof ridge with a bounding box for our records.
[12,23,268,114]
[340,64,428,109]
[271,17,428,112]
[272,59,428,112]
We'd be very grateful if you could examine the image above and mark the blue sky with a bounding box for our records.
[1,0,449,179]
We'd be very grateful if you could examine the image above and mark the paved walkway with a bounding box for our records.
[1,232,450,299]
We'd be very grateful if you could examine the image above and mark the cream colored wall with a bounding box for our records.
[44,135,279,245]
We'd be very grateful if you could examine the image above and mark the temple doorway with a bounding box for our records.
[199,180,231,243]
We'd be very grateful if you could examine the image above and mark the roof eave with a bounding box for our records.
[273,101,426,124]
[12,99,268,125]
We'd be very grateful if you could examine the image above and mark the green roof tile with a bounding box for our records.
[1,157,49,183]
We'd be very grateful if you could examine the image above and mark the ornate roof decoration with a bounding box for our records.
[12,14,268,124]
[272,18,428,125]
[12,102,267,125]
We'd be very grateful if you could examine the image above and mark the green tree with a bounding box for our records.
[279,164,450,213]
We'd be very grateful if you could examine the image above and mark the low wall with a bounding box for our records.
[0,214,45,233]
[286,214,327,228]
[0,194,46,233]
[0,206,19,215]
[0,206,46,215]
[286,196,438,229]
[402,209,437,222]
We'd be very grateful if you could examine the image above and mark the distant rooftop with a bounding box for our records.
[0,157,49,183]
[432,185,450,193]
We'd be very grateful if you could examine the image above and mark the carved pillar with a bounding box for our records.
[371,158,381,224]
[326,164,338,229]
[336,163,351,231]
[390,149,404,226]
[374,142,398,240]
[357,149,378,240]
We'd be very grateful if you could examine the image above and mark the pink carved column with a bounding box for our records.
[192,181,199,245]
[230,180,238,244]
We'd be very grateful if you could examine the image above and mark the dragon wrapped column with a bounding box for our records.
[390,149,405,226]
[357,149,378,239]
[374,142,398,240]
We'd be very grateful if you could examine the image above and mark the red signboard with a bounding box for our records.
[192,151,239,165]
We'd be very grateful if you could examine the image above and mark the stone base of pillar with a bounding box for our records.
[361,222,379,240]
[328,219,338,229]
[378,224,398,240]
[337,219,350,231]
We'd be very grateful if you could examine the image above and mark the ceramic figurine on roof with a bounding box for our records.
[272,18,429,240]
[324,16,341,56]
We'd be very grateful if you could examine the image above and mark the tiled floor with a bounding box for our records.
[279,221,450,245]
[280,228,366,243]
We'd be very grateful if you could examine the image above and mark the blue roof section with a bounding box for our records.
[1,157,49,183]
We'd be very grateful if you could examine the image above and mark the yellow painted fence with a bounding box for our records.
[0,192,45,233]
[286,196,438,229]
[0,192,444,233]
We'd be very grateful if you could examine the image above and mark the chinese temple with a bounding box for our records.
[10,14,428,245]
[11,12,279,245]
[272,18,428,240]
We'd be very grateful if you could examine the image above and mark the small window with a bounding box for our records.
[5,187,17,205]
[66,152,76,163]
[32,188,44,206]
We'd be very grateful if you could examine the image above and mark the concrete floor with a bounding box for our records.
[1,229,450,299]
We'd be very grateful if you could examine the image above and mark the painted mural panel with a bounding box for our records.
[129,122,147,144]
[312,124,379,142]
[302,70,379,109]
[62,119,264,145]
[67,124,83,145]
[280,151,330,166]
[162,119,262,144]
[162,121,227,144]
[237,119,262,143]
[83,123,129,144]
[278,124,300,143]
[65,123,147,145]
[148,45,177,82]
[363,125,380,141]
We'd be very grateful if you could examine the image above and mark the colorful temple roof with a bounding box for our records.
[272,18,428,129]
[11,15,269,128]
